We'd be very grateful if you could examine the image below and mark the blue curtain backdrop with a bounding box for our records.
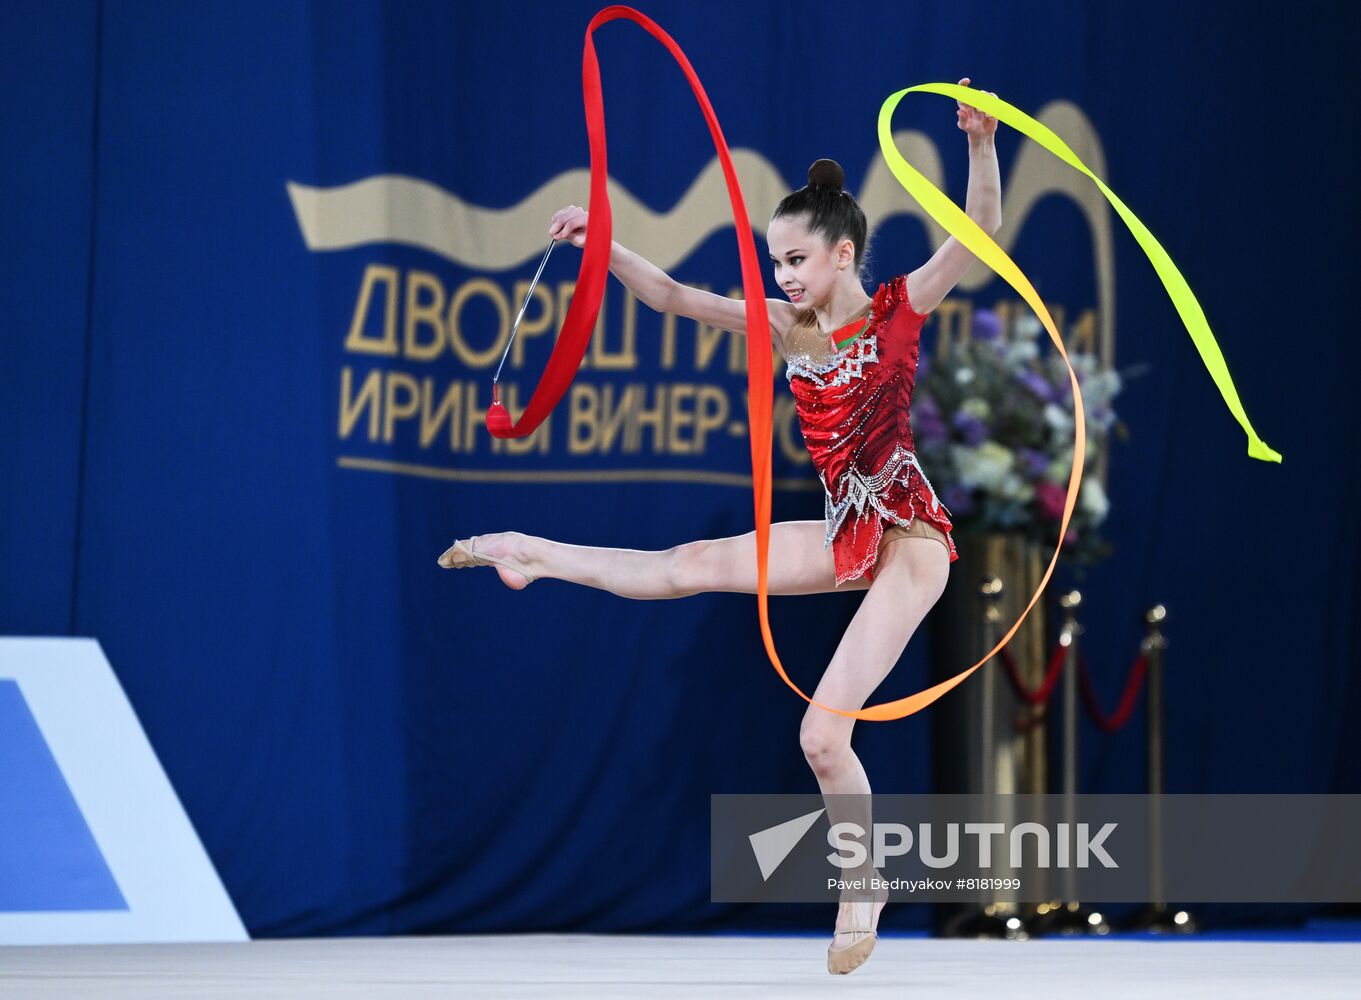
[2,0,1357,935]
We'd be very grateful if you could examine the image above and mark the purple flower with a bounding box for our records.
[915,412,949,446]
[1017,370,1051,399]
[972,309,1002,342]
[917,354,932,381]
[943,483,974,515]
[916,393,940,420]
[1018,447,1050,478]
[952,412,990,446]
[1051,369,1085,404]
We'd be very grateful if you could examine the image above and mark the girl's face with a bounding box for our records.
[766,214,853,308]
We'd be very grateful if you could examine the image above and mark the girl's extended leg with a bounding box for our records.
[799,533,951,959]
[443,523,873,597]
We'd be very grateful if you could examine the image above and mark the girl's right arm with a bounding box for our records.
[549,205,795,354]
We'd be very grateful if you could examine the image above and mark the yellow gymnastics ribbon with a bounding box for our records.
[881,84,1280,464]
[790,84,1281,721]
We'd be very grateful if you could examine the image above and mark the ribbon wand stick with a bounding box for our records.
[488,239,558,431]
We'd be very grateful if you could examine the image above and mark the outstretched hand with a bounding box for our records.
[549,205,589,248]
[955,77,998,139]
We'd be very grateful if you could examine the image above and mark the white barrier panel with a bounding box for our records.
[0,637,248,944]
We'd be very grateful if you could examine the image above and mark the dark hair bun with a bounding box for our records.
[807,158,845,191]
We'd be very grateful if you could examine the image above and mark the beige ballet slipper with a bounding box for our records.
[436,535,536,584]
[827,885,888,975]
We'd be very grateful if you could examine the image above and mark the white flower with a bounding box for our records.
[1070,354,1098,378]
[954,366,976,384]
[1097,369,1123,397]
[1015,314,1043,340]
[1043,402,1074,434]
[951,442,1013,491]
[1079,476,1110,522]
[999,471,1035,503]
[960,396,991,421]
[1049,436,1096,470]
[1075,369,1121,409]
[1004,340,1039,365]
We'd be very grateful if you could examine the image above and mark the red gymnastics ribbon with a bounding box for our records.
[489,4,946,721]
[485,5,1017,722]
[483,5,748,438]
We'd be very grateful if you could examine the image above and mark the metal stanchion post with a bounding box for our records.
[1123,604,1196,933]
[943,576,1016,939]
[1031,590,1108,936]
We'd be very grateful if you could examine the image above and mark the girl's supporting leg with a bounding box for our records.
[447,522,874,597]
[798,533,951,951]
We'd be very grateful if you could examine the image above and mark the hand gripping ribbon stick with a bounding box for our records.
[484,5,1281,721]
[487,239,556,428]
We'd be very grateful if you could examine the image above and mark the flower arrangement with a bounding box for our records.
[914,308,1128,567]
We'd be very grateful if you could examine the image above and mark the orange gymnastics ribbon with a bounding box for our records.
[489,7,1280,722]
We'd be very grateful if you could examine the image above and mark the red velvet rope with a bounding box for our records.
[999,644,1068,706]
[1000,641,1150,734]
[1077,648,1149,733]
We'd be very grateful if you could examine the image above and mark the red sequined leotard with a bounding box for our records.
[784,273,959,586]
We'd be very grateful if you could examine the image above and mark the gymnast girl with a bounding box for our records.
[439,78,1001,974]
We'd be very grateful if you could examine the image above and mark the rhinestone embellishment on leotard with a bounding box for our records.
[820,442,944,549]
[784,332,879,388]
[779,275,959,584]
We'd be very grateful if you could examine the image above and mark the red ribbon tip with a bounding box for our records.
[485,401,514,438]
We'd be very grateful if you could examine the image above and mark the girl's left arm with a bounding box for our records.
[962,133,1003,233]
[906,80,1003,315]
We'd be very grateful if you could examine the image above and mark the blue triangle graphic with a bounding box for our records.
[0,679,128,911]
